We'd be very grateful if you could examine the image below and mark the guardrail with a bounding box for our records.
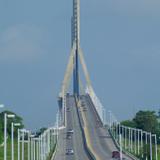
[50,143,58,160]
[86,87,105,124]
[109,129,139,160]
[86,95,103,126]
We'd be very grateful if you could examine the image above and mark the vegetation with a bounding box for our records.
[0,110,24,138]
[120,110,160,159]
[36,127,47,136]
[0,138,28,160]
[121,110,160,143]
[0,110,25,159]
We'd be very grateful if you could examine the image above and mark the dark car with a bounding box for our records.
[66,134,72,139]
[112,151,120,159]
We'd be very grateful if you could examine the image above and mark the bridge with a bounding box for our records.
[52,0,157,159]
[1,0,158,160]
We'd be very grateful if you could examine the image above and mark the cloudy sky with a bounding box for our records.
[0,0,160,130]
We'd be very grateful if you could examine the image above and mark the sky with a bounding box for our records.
[0,0,160,130]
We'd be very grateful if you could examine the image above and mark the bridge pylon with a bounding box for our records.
[58,0,94,126]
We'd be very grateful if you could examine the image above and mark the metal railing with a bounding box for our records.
[108,112,158,160]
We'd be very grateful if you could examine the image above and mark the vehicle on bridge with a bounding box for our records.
[67,129,74,134]
[67,107,70,112]
[66,133,72,139]
[112,151,120,159]
[66,149,74,155]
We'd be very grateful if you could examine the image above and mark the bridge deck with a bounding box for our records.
[54,95,90,160]
[54,95,133,160]
[80,95,133,160]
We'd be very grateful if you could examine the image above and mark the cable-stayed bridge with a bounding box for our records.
[52,0,157,160]
[1,0,158,160]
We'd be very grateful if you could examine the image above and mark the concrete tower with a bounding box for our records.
[72,0,80,96]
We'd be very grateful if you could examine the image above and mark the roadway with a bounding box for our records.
[53,128,66,160]
[54,95,90,160]
[79,95,133,160]
[54,94,133,160]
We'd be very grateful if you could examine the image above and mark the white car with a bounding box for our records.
[66,149,74,155]
[67,129,74,134]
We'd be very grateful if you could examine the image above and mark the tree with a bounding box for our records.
[0,110,24,138]
[121,120,136,128]
[36,127,47,137]
[133,110,158,133]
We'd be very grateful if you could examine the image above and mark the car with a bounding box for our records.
[83,107,87,111]
[67,108,70,112]
[66,149,74,155]
[67,129,74,134]
[112,151,120,159]
[81,102,85,106]
[66,134,72,139]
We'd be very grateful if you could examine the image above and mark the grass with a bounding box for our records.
[0,135,57,160]
[112,133,160,160]
[0,138,28,160]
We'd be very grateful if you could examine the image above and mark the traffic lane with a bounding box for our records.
[70,97,90,160]
[81,96,111,160]
[54,128,66,160]
[65,96,75,160]
[84,95,132,160]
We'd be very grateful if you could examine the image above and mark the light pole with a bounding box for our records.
[129,127,131,152]
[4,113,15,160]
[119,134,123,160]
[137,129,140,155]
[56,113,59,141]
[144,131,148,160]
[18,129,20,160]
[40,135,43,160]
[11,123,21,160]
[118,123,121,144]
[149,133,152,160]
[38,137,41,160]
[28,131,31,160]
[0,104,4,143]
[30,134,35,160]
[108,111,112,131]
[21,129,25,160]
[152,134,157,160]
[125,126,127,150]
[134,129,137,155]
[141,130,143,159]
[33,138,36,160]
[131,128,133,152]
[35,137,40,160]
[20,129,30,160]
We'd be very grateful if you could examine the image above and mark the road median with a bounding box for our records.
[75,97,99,160]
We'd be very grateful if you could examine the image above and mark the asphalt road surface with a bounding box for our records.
[54,95,133,160]
[54,95,90,160]
[79,95,133,160]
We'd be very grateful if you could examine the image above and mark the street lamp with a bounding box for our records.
[119,134,123,160]
[11,123,21,160]
[143,131,148,160]
[33,137,40,160]
[4,113,15,160]
[20,129,29,160]
[149,133,152,160]
[30,134,35,160]
[152,134,157,160]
